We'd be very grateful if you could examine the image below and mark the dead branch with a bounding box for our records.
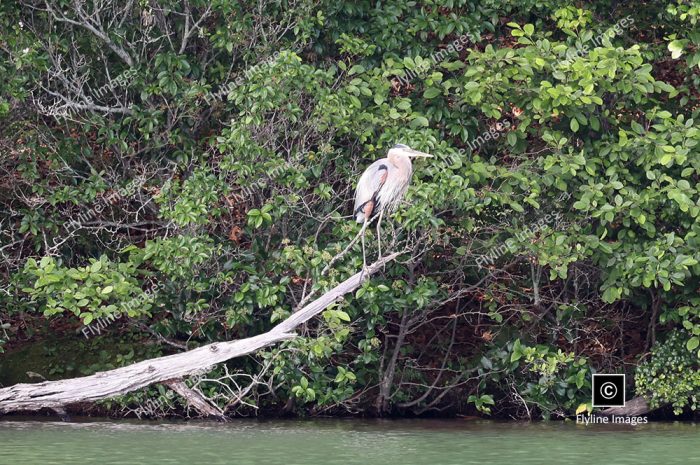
[163,379,225,420]
[0,252,399,413]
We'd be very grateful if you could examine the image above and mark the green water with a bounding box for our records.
[1,419,698,465]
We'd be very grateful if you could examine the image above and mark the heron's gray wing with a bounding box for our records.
[353,158,389,222]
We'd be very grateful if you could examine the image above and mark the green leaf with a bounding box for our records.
[511,339,523,362]
[687,336,699,351]
[409,116,429,128]
[348,64,365,75]
[570,118,579,133]
[423,88,441,99]
[618,130,628,147]
[659,153,674,165]
[573,200,589,210]
[668,40,684,59]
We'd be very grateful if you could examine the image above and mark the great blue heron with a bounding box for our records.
[353,143,433,269]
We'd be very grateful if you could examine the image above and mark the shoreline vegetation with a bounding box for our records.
[1,1,699,422]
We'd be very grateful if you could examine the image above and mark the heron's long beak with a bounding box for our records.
[405,149,433,158]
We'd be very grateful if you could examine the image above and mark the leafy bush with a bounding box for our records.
[474,339,590,419]
[636,331,700,415]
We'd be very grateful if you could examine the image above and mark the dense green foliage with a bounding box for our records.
[1,0,698,419]
[636,331,699,414]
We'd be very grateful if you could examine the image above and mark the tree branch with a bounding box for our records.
[44,0,135,67]
[0,253,399,413]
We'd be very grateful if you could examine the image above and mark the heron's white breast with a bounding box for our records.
[377,157,412,212]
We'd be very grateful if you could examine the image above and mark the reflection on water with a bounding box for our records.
[0,418,698,465]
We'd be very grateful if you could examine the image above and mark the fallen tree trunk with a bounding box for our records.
[600,396,654,416]
[0,253,399,414]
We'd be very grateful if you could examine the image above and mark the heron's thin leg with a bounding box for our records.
[376,212,382,260]
[322,216,372,276]
[360,217,369,280]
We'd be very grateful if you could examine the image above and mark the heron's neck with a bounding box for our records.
[387,152,413,178]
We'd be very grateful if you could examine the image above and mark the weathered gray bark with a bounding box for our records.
[0,253,398,413]
[600,396,655,416]
[163,379,225,420]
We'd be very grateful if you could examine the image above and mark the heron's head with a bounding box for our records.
[388,144,433,159]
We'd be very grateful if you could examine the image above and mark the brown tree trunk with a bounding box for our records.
[375,308,409,414]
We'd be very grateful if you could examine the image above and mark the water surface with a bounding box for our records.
[1,418,697,464]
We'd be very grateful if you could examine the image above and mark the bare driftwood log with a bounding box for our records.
[600,396,654,416]
[163,379,225,420]
[0,253,399,414]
